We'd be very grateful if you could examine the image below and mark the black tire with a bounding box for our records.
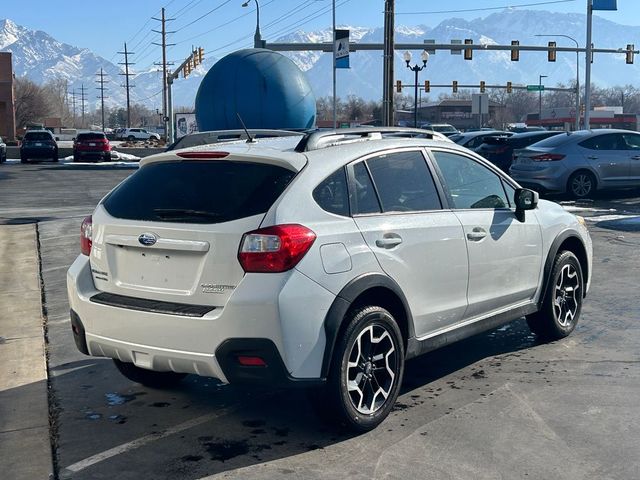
[73,153,80,162]
[567,170,596,198]
[113,359,187,388]
[20,155,27,164]
[127,135,136,142]
[322,306,404,432]
[527,250,583,340]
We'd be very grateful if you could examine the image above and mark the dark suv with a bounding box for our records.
[20,130,58,163]
[476,131,564,172]
[73,132,112,162]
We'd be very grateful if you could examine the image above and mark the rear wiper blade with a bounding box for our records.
[153,208,222,219]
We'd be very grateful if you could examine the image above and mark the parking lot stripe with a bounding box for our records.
[62,406,239,474]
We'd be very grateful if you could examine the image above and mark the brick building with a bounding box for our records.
[0,52,16,141]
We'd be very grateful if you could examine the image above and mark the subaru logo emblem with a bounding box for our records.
[138,233,157,246]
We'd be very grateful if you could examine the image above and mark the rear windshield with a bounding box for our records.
[77,133,106,140]
[103,160,295,224]
[528,132,573,148]
[24,132,53,141]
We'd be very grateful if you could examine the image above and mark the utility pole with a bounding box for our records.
[70,89,77,128]
[153,8,175,141]
[80,84,86,128]
[584,0,593,129]
[118,42,135,128]
[95,68,109,131]
[382,0,395,126]
[332,0,336,128]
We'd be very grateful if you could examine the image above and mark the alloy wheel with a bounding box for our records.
[571,173,593,197]
[553,263,580,327]
[346,323,398,415]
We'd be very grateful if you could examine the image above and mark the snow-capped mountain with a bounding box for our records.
[2,9,640,109]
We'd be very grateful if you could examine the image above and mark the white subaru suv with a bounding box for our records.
[67,128,592,431]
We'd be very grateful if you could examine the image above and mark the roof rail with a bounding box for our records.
[294,127,451,152]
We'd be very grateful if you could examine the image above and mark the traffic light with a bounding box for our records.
[424,80,430,93]
[183,62,192,78]
[511,40,520,61]
[198,47,204,64]
[548,41,557,62]
[396,80,402,93]
[464,39,473,61]
[452,81,458,93]
[480,81,486,93]
[192,50,199,67]
[506,81,512,93]
[626,44,635,64]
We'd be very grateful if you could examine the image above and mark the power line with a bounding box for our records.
[396,0,575,15]
[79,84,87,127]
[171,0,204,19]
[174,0,233,32]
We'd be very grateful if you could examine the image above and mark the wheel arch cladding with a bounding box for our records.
[542,231,589,306]
[321,273,413,378]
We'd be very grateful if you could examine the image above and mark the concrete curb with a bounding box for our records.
[0,223,55,479]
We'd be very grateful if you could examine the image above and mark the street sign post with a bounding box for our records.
[335,29,350,69]
[527,84,545,92]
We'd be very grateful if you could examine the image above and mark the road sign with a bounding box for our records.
[471,94,489,115]
[335,29,350,69]
[527,85,545,92]
[593,0,617,10]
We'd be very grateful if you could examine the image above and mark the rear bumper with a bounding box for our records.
[75,150,111,161]
[21,147,57,158]
[510,166,569,193]
[66,254,334,384]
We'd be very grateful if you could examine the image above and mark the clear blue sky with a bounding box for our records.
[4,0,637,71]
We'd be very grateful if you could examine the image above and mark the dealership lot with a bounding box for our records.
[1,162,639,480]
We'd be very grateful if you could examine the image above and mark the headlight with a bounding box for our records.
[576,215,587,227]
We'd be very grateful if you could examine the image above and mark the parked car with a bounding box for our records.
[20,130,58,163]
[0,136,6,163]
[120,128,161,142]
[510,128,640,198]
[476,130,565,172]
[419,123,460,137]
[166,129,302,151]
[449,130,513,152]
[67,127,592,431]
[73,132,112,162]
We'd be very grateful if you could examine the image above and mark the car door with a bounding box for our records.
[578,133,631,185]
[622,132,640,181]
[430,149,543,320]
[350,149,469,338]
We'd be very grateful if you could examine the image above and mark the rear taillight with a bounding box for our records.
[238,224,316,273]
[80,216,92,256]
[531,153,565,161]
[176,151,229,159]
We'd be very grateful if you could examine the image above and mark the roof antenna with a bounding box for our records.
[236,113,255,143]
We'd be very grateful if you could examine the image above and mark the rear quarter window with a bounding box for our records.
[103,160,295,224]
[313,168,349,216]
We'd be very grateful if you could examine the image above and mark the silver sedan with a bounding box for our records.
[510,129,640,198]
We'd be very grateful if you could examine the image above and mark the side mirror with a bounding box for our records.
[515,188,538,210]
[514,188,538,221]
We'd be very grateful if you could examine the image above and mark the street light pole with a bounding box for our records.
[536,34,580,130]
[404,50,429,128]
[242,0,262,48]
[585,0,593,129]
[539,74,548,121]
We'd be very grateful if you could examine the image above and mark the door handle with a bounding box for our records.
[587,155,598,160]
[467,227,487,241]
[375,234,403,249]
[631,155,640,160]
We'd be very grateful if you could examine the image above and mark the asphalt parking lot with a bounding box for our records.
[1,161,640,480]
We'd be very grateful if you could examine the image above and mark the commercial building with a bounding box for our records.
[526,106,639,131]
[0,52,16,141]
[396,99,505,130]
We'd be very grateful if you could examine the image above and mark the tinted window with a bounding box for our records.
[24,131,53,141]
[623,133,640,149]
[366,151,441,212]
[103,161,295,224]
[579,133,626,150]
[352,162,381,214]
[313,168,349,216]
[77,133,106,140]
[432,151,509,209]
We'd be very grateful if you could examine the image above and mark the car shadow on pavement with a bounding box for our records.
[47,317,542,479]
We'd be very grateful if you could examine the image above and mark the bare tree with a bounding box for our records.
[43,78,72,126]
[14,77,53,128]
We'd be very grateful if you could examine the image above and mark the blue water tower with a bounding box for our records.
[195,49,316,131]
